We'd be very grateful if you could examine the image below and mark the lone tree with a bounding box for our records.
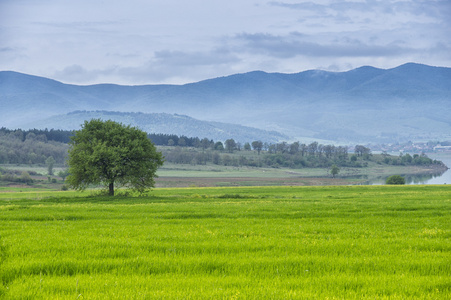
[67,119,164,196]
[386,175,405,185]
[330,164,340,178]
[46,156,55,175]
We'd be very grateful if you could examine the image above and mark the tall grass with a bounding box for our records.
[0,185,449,299]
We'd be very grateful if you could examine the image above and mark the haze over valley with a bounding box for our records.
[1,63,450,144]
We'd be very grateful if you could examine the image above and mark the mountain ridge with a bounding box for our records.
[1,63,450,143]
[23,110,288,143]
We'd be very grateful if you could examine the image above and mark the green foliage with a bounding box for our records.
[354,145,371,156]
[330,164,340,177]
[225,139,237,153]
[251,141,263,154]
[20,171,33,184]
[0,186,449,298]
[217,193,246,199]
[0,130,68,164]
[45,156,55,175]
[57,169,69,181]
[214,141,224,151]
[0,128,73,143]
[0,235,7,296]
[386,175,406,185]
[66,119,164,196]
[160,144,446,171]
[0,170,34,184]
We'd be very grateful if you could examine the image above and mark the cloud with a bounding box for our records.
[233,32,412,58]
[0,46,26,67]
[0,47,15,52]
[52,48,242,85]
[268,1,326,12]
[1,0,450,84]
[268,1,386,17]
[153,49,240,67]
[118,48,241,84]
[32,20,123,35]
[424,42,451,61]
[53,65,118,84]
[268,0,449,14]
[267,0,451,30]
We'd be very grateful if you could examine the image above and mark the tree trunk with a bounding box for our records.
[109,182,114,196]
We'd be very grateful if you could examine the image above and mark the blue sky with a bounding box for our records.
[1,0,450,84]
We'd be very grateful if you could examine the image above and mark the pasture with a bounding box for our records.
[0,185,450,299]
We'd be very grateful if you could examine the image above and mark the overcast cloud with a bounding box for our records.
[1,0,450,84]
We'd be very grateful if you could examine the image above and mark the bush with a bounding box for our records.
[386,175,406,185]
[218,194,246,199]
[20,171,33,184]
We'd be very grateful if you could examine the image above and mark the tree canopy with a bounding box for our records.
[66,119,164,196]
[385,175,406,185]
[330,164,340,178]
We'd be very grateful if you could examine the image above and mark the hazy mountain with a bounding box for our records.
[1,63,450,143]
[24,111,288,143]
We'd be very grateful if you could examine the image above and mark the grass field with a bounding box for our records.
[155,162,448,187]
[0,185,450,299]
[3,159,447,189]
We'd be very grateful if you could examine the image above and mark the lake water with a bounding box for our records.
[361,153,451,185]
[420,153,451,185]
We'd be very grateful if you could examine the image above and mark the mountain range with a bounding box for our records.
[1,63,450,143]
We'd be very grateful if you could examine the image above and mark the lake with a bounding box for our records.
[421,153,451,184]
[363,152,451,185]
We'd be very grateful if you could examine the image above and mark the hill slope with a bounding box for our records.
[1,63,450,143]
[24,111,287,143]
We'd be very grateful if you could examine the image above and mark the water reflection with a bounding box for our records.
[404,172,447,185]
[352,170,448,185]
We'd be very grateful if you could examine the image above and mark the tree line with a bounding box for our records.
[0,128,74,143]
[382,152,440,166]
[0,128,212,148]
[0,128,443,169]
[161,140,443,169]
[0,129,68,164]
[161,141,351,168]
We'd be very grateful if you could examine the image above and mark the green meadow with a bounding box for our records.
[0,185,450,299]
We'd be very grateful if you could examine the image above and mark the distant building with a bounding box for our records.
[434,146,451,152]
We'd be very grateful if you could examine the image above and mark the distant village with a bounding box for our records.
[367,141,451,154]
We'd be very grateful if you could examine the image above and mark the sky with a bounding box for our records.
[1,0,450,85]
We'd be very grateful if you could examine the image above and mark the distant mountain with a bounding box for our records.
[24,111,288,143]
[1,63,450,143]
